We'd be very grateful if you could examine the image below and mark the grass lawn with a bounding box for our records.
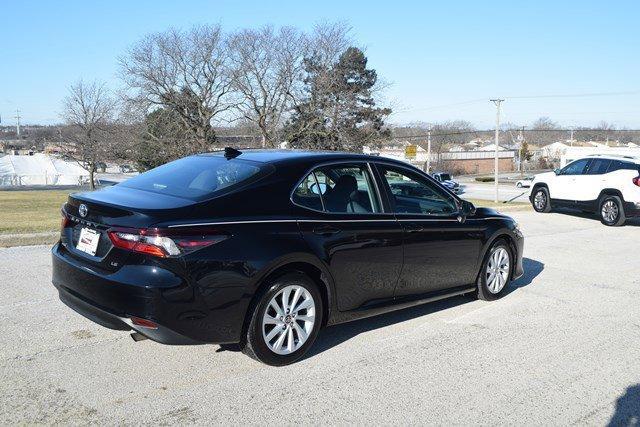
[463,198,531,211]
[0,190,71,235]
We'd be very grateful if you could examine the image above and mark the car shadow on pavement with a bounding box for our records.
[551,209,640,227]
[303,257,544,360]
[607,384,640,426]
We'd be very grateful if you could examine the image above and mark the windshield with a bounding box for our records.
[119,156,263,201]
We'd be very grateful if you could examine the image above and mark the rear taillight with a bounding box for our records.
[107,227,227,258]
[60,210,71,232]
[633,176,640,187]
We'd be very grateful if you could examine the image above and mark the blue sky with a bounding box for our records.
[1,0,639,128]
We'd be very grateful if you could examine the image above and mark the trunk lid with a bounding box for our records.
[61,186,197,270]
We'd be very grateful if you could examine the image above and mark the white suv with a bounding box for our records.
[529,154,640,226]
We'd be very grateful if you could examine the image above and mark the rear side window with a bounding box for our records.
[586,159,611,175]
[607,160,640,173]
[120,156,262,201]
[292,164,381,214]
[292,172,324,211]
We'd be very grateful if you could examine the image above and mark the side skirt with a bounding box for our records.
[326,285,476,326]
[550,198,598,212]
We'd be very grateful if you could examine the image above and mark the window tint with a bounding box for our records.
[607,160,640,173]
[560,159,590,175]
[300,164,380,214]
[120,156,262,201]
[292,172,324,211]
[379,165,457,215]
[586,159,611,175]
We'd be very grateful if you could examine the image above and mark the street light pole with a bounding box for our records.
[490,99,504,203]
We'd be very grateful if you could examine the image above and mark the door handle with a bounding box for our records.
[313,225,341,236]
[405,223,424,233]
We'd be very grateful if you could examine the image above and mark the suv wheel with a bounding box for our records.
[477,240,513,301]
[599,195,626,226]
[532,187,552,213]
[242,272,323,366]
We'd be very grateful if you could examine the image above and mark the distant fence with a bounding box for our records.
[439,150,515,160]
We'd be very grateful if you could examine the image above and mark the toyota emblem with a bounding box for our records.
[78,204,88,218]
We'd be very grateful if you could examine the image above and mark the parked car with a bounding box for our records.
[515,176,534,188]
[52,149,524,366]
[431,172,461,194]
[529,154,640,226]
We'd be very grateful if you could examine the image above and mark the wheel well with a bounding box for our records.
[598,188,624,202]
[240,262,331,344]
[477,234,518,283]
[531,183,548,192]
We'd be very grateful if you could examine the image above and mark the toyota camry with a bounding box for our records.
[52,148,524,365]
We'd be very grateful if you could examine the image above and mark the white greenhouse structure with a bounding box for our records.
[0,154,90,186]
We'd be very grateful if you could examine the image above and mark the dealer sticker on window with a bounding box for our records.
[76,228,100,256]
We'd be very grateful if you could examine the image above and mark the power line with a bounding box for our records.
[396,128,640,139]
[399,90,639,115]
[505,90,640,100]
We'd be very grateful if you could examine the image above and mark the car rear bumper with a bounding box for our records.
[51,243,241,345]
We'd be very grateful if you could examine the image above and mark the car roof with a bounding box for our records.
[584,154,640,164]
[200,149,393,165]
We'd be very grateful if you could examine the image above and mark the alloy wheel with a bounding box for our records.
[534,190,546,210]
[601,200,619,223]
[486,247,510,294]
[262,285,316,355]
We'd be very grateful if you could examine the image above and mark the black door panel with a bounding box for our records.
[373,162,484,297]
[396,218,484,296]
[298,216,403,311]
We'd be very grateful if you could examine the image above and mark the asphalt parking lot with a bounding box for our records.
[1,210,639,425]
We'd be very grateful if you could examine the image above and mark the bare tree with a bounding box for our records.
[229,26,307,147]
[61,80,117,189]
[119,24,235,149]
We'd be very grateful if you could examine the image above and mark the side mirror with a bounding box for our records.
[460,200,476,216]
[554,168,561,175]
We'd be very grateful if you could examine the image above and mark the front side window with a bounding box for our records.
[560,158,590,175]
[378,165,457,215]
[292,164,380,214]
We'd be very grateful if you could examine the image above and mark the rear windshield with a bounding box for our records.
[440,173,452,181]
[119,156,263,201]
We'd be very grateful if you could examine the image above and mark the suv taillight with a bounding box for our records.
[633,176,640,187]
[107,227,227,258]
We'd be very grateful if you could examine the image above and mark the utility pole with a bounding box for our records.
[426,124,432,173]
[14,109,21,137]
[490,99,504,203]
[569,127,574,146]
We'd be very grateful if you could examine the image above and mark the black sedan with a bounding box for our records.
[52,149,524,365]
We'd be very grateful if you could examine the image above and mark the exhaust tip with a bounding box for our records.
[130,332,149,342]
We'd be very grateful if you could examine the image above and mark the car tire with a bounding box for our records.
[599,195,626,226]
[242,271,323,366]
[477,239,513,301]
[532,187,552,213]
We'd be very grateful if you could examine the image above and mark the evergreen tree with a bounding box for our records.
[285,47,390,151]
